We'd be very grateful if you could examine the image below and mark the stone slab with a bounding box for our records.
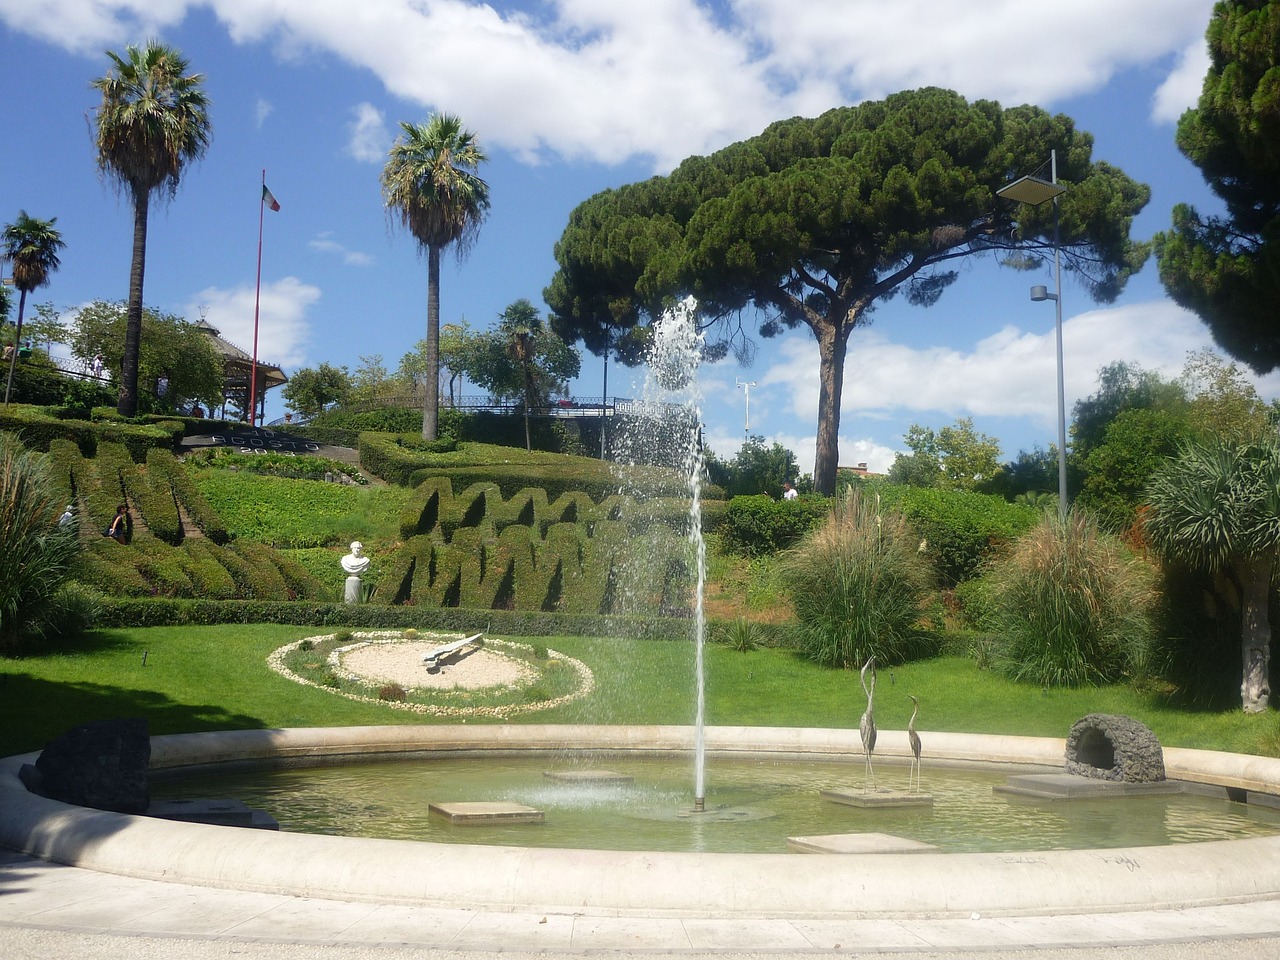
[787,832,939,854]
[543,769,634,785]
[821,788,935,808]
[428,801,544,824]
[995,773,1183,801]
[146,798,279,829]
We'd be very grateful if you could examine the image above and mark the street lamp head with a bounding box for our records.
[1030,284,1058,302]
[996,175,1066,206]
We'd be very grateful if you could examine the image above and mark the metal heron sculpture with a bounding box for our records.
[858,656,877,789]
[907,695,922,793]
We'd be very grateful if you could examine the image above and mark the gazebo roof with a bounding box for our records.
[194,319,287,390]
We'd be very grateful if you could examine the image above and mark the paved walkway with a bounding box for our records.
[6,849,1280,958]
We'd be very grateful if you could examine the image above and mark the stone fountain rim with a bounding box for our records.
[4,723,1280,920]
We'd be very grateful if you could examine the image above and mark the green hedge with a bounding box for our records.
[878,485,1040,587]
[719,494,831,555]
[96,597,701,640]
[0,404,174,459]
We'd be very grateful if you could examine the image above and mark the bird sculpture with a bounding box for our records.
[907,695,923,794]
[858,656,877,790]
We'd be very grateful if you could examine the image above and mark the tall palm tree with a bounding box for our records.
[2,212,65,405]
[92,41,210,417]
[1144,434,1280,713]
[381,114,490,440]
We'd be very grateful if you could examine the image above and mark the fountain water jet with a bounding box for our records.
[612,296,709,811]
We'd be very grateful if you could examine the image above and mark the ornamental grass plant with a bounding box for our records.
[985,508,1156,687]
[781,487,936,668]
[0,432,87,652]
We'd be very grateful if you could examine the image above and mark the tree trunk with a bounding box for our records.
[118,188,150,418]
[3,289,28,405]
[1238,556,1272,713]
[812,325,851,496]
[422,244,441,440]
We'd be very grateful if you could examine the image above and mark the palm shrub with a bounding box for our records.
[781,488,935,668]
[985,509,1156,687]
[0,433,85,650]
[1143,434,1280,712]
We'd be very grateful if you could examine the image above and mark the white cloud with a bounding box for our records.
[347,102,389,164]
[1152,38,1210,123]
[255,96,273,128]
[747,297,1280,474]
[309,231,374,267]
[2,0,1217,170]
[185,277,319,368]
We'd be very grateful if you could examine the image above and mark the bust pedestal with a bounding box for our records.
[344,575,362,604]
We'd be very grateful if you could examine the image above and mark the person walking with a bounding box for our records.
[106,504,128,544]
[58,504,75,528]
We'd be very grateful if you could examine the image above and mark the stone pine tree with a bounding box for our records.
[381,114,490,441]
[92,42,211,417]
[1155,0,1280,373]
[546,87,1150,494]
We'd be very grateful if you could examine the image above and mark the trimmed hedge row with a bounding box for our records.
[397,477,708,541]
[0,404,176,460]
[374,516,690,616]
[72,537,327,601]
[94,596,702,641]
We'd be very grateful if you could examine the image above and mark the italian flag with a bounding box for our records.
[263,184,281,212]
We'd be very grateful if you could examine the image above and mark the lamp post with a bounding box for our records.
[996,150,1068,519]
[735,379,756,444]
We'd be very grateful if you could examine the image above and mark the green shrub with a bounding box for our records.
[985,509,1156,687]
[877,484,1039,587]
[781,488,936,668]
[719,494,829,555]
[0,433,83,650]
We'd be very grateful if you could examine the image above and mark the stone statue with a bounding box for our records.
[341,541,370,603]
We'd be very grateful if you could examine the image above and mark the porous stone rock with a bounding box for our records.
[1065,713,1165,783]
[31,717,151,813]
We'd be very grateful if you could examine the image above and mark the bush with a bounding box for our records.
[984,509,1156,687]
[0,432,83,650]
[719,494,829,555]
[781,488,936,668]
[878,484,1039,587]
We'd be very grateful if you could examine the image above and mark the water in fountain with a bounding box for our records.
[609,296,709,809]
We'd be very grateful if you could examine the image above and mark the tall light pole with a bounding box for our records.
[997,149,1068,519]
[735,379,756,444]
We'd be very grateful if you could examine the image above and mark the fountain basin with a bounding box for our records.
[4,724,1280,919]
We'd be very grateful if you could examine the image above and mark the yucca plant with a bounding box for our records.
[782,488,935,668]
[1144,434,1280,712]
[986,508,1156,687]
[0,433,83,651]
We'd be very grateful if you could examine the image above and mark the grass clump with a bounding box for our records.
[0,432,87,652]
[781,488,936,668]
[983,509,1156,687]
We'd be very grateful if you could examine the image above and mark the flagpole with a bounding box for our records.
[250,169,266,425]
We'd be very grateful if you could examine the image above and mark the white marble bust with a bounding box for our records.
[340,541,370,576]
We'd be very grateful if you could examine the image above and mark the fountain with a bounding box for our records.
[10,304,1280,929]
[610,295,710,811]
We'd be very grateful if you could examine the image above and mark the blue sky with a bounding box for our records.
[2,0,1271,475]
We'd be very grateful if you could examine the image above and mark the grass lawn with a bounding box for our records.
[4,625,1279,760]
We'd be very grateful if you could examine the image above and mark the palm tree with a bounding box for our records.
[381,114,490,440]
[1144,434,1280,712]
[2,211,65,405]
[92,42,211,417]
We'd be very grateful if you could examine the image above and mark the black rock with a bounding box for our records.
[33,717,151,813]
